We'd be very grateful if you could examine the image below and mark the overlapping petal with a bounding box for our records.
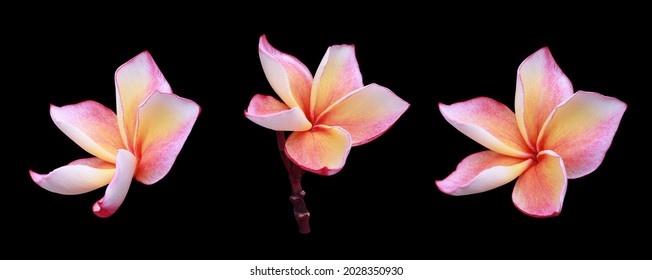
[244,94,312,131]
[50,101,124,163]
[538,91,627,179]
[310,44,363,120]
[285,125,352,176]
[515,47,574,149]
[436,150,534,195]
[512,150,567,217]
[92,149,137,218]
[259,35,313,113]
[316,84,409,146]
[115,51,172,151]
[439,97,531,158]
[133,91,200,185]
[29,158,115,195]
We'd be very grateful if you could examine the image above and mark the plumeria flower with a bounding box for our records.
[245,35,409,233]
[436,47,626,217]
[245,35,410,175]
[29,51,200,218]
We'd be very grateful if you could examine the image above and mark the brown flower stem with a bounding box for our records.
[276,131,311,234]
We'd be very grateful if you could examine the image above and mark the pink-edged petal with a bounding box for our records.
[512,150,567,218]
[133,91,200,185]
[244,94,312,131]
[93,149,137,218]
[515,47,574,149]
[285,125,352,176]
[50,101,124,163]
[316,83,409,146]
[259,35,313,113]
[29,157,115,195]
[439,97,532,158]
[115,51,172,150]
[538,91,627,179]
[310,44,364,120]
[436,150,534,196]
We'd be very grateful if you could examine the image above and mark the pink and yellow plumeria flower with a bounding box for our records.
[436,47,626,217]
[245,35,409,175]
[29,51,200,217]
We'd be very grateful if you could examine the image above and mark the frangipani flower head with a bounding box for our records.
[30,51,200,217]
[245,35,410,175]
[436,47,626,217]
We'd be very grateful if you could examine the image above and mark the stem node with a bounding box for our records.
[277,131,311,234]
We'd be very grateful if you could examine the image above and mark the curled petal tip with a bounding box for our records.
[28,158,115,195]
[515,46,574,148]
[244,94,312,131]
[28,170,43,184]
[92,150,137,218]
[435,151,533,196]
[93,199,113,218]
[438,97,531,158]
[434,179,453,195]
[258,35,313,112]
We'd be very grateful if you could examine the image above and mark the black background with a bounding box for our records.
[5,8,649,260]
